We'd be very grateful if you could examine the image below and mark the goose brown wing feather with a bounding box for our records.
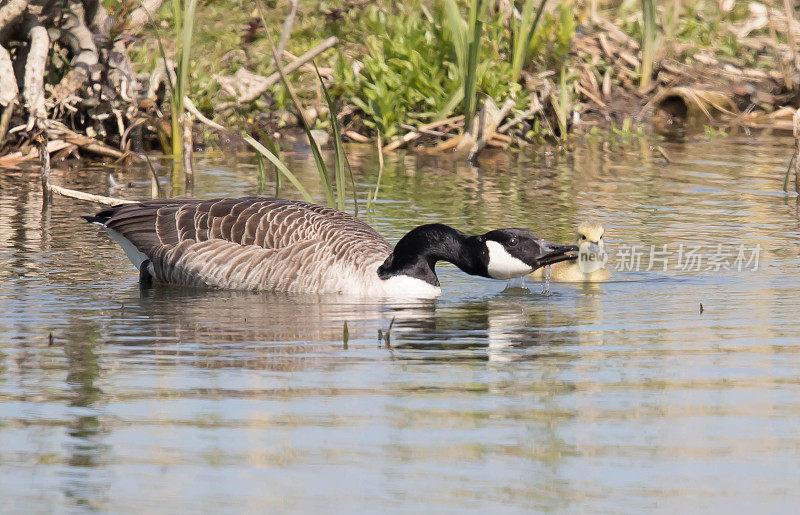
[95,197,393,292]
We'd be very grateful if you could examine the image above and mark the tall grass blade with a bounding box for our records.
[254,0,335,207]
[443,0,484,127]
[314,63,351,212]
[437,88,464,120]
[244,135,313,202]
[463,0,483,126]
[511,0,548,82]
[178,0,196,104]
[640,0,657,89]
[169,0,197,159]
[366,130,385,214]
[256,153,267,194]
[443,0,467,72]
[142,152,164,198]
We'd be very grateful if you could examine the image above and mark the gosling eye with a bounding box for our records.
[507,237,518,247]
[580,235,587,240]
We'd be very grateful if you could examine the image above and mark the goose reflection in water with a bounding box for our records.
[113,284,601,367]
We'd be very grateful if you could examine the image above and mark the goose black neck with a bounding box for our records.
[377,224,488,286]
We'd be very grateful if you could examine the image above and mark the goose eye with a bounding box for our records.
[507,237,518,247]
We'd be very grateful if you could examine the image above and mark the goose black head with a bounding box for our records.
[481,228,579,279]
[378,224,578,285]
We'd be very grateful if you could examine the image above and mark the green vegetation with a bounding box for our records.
[244,135,313,202]
[146,0,199,159]
[510,0,548,83]
[443,0,485,128]
[364,132,385,214]
[639,0,658,89]
[335,4,454,138]
[246,0,359,211]
[117,0,796,169]
[3,0,795,169]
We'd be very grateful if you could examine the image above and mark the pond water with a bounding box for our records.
[2,135,800,512]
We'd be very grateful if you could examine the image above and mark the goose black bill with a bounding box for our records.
[535,241,580,267]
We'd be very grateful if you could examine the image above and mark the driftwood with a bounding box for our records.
[35,142,132,204]
[652,87,738,131]
[344,130,369,142]
[0,0,165,157]
[0,139,70,166]
[37,131,135,205]
[464,98,516,160]
[22,14,49,128]
[128,0,165,33]
[216,37,339,104]
[383,116,465,152]
[43,120,126,159]
[184,97,225,131]
[788,109,800,193]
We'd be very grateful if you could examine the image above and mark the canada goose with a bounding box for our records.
[530,221,610,282]
[84,197,578,298]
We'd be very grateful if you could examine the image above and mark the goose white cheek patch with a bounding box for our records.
[486,240,533,279]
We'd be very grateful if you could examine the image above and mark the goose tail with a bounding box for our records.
[82,206,123,225]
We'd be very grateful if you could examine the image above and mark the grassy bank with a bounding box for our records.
[127,0,798,153]
[1,0,797,171]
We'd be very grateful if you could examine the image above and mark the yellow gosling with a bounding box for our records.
[530,221,610,282]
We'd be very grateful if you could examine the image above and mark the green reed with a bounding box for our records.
[511,0,548,83]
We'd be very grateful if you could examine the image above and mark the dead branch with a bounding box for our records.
[497,97,543,133]
[234,36,338,104]
[399,123,454,138]
[576,83,607,108]
[0,0,27,33]
[50,184,136,205]
[0,99,14,146]
[283,50,334,77]
[184,96,224,131]
[0,139,70,166]
[51,1,100,104]
[466,98,515,161]
[23,14,49,129]
[37,134,51,202]
[181,113,193,184]
[276,0,299,59]
[344,130,368,142]
[43,120,126,159]
[0,44,18,107]
[127,0,165,33]
[383,115,464,152]
[792,109,800,193]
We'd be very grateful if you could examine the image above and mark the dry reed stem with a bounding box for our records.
[782,0,799,89]
[236,37,338,104]
[383,115,465,152]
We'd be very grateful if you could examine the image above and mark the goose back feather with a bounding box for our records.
[92,197,394,294]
